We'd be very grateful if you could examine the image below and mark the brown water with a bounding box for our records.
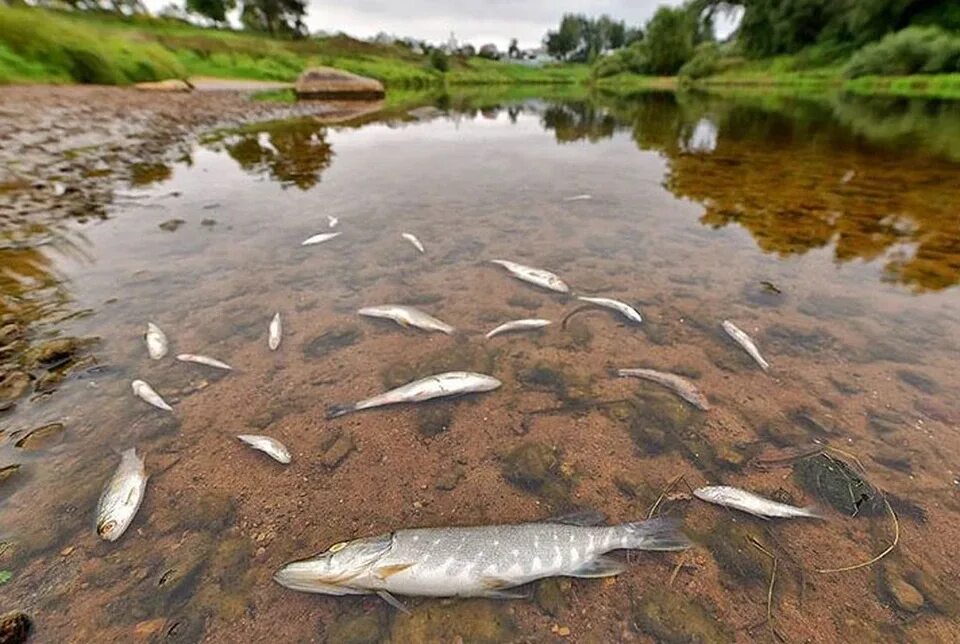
[2,90,960,642]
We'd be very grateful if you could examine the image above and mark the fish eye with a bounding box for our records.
[98,520,117,536]
[328,541,348,553]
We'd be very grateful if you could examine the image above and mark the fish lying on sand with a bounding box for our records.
[238,435,291,464]
[617,368,710,411]
[301,232,342,246]
[401,233,425,253]
[145,322,168,360]
[274,516,689,606]
[269,313,282,350]
[721,320,769,371]
[358,305,454,335]
[327,371,501,419]
[131,379,172,411]
[177,353,232,370]
[694,486,824,519]
[96,448,148,541]
[577,296,642,324]
[563,194,592,202]
[485,319,552,339]
[490,260,570,294]
[327,215,339,228]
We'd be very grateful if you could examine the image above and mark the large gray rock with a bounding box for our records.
[295,67,385,100]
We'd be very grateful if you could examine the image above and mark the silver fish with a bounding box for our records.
[694,486,823,519]
[269,313,282,350]
[401,233,425,253]
[176,353,232,370]
[617,368,710,410]
[96,448,148,541]
[275,517,689,604]
[238,435,291,464]
[722,320,769,371]
[302,231,342,246]
[577,296,643,324]
[563,194,592,201]
[145,322,168,360]
[358,305,454,334]
[485,319,552,339]
[131,379,172,411]
[490,260,569,294]
[327,215,339,228]
[327,371,501,418]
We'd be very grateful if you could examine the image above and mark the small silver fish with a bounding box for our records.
[401,233,425,253]
[358,305,454,334]
[694,486,824,519]
[96,448,148,541]
[485,319,552,339]
[327,215,339,228]
[176,353,232,370]
[302,231,342,246]
[577,296,642,324]
[563,194,592,201]
[145,322,168,360]
[131,379,172,411]
[275,517,689,604]
[722,320,769,371]
[328,371,501,418]
[617,368,710,410]
[269,313,282,351]
[490,260,570,294]
[238,435,291,464]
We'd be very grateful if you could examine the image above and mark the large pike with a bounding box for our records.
[96,448,148,541]
[617,368,710,411]
[327,371,501,419]
[274,516,689,606]
[358,305,454,335]
[490,260,569,294]
[722,320,769,371]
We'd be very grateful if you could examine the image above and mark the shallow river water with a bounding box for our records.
[2,89,960,643]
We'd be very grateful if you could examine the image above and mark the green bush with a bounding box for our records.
[429,48,449,72]
[845,26,960,78]
[593,43,649,78]
[678,42,745,79]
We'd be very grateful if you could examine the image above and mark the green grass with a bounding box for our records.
[845,74,960,99]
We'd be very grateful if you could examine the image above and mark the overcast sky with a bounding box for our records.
[147,1,739,49]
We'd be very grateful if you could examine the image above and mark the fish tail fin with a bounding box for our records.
[325,403,355,419]
[802,506,827,520]
[618,517,691,551]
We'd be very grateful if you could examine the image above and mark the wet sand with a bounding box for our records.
[1,92,959,643]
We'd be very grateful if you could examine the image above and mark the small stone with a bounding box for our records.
[201,218,217,226]
[133,618,167,639]
[60,545,75,557]
[321,432,355,468]
[0,371,30,402]
[158,218,185,232]
[0,611,32,644]
[14,422,65,450]
[884,569,924,613]
[551,624,571,636]
[435,464,465,491]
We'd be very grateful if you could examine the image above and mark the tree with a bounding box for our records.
[643,6,696,74]
[545,14,584,59]
[478,43,500,59]
[508,38,521,58]
[186,0,236,24]
[240,0,307,37]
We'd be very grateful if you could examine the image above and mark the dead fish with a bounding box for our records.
[301,231,342,246]
[275,516,688,605]
[401,233,425,253]
[485,319,551,339]
[617,368,709,410]
[327,371,500,419]
[722,320,769,371]
[577,296,642,324]
[131,379,172,411]
[358,305,454,334]
[563,194,592,201]
[694,485,824,519]
[269,313,282,350]
[327,215,339,228]
[145,322,168,360]
[237,435,291,464]
[96,448,148,541]
[841,170,856,184]
[490,260,569,294]
[176,353,232,370]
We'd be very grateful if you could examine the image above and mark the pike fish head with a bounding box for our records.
[275,534,392,593]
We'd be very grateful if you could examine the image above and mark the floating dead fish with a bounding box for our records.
[563,194,592,201]
[327,371,500,419]
[269,313,282,350]
[275,516,689,605]
[96,447,148,541]
[131,379,172,411]
[577,296,642,324]
[490,260,569,294]
[485,319,551,339]
[327,215,339,228]
[237,435,291,464]
[617,368,709,410]
[694,485,824,519]
[722,320,769,371]
[145,322,168,360]
[358,305,454,334]
[176,353,232,370]
[301,231,342,246]
[401,233,425,253]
